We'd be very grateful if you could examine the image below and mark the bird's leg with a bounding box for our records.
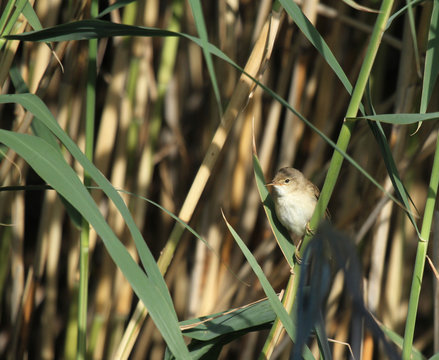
[296,223,315,264]
[305,222,314,236]
[294,237,303,264]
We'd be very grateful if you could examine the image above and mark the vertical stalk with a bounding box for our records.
[77,1,98,359]
[259,273,297,359]
[402,133,439,358]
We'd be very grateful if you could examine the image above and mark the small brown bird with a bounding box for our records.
[266,167,320,250]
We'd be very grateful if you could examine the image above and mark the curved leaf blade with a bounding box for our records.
[222,212,315,359]
[353,112,439,124]
[0,131,190,359]
[0,93,172,311]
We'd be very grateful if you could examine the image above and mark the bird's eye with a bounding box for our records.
[284,178,290,184]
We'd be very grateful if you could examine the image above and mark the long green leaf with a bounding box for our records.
[4,18,179,41]
[0,0,28,51]
[0,131,190,359]
[353,112,439,124]
[0,0,15,35]
[363,86,420,238]
[222,212,315,359]
[0,93,172,310]
[379,323,426,360]
[8,66,82,227]
[180,299,275,341]
[0,93,188,358]
[21,1,43,31]
[385,0,426,30]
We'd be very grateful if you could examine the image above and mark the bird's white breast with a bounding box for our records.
[274,190,317,237]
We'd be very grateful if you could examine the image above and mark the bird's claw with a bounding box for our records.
[294,238,303,264]
[305,222,314,236]
[294,249,302,264]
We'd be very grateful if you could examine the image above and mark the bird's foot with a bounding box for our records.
[305,222,315,236]
[294,238,303,264]
[294,248,302,264]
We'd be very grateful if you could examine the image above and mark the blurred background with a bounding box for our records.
[0,0,437,359]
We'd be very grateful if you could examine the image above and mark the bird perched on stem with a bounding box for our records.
[266,167,322,257]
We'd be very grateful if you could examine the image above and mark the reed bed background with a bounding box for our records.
[0,0,438,359]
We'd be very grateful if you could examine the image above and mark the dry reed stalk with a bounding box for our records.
[232,76,255,216]
[92,20,155,359]
[252,0,272,44]
[325,270,344,322]
[368,177,393,314]
[187,228,206,318]
[99,79,137,358]
[227,95,263,239]
[166,237,190,317]
[383,214,405,328]
[253,26,294,178]
[192,93,261,318]
[10,191,25,322]
[161,12,275,234]
[0,0,32,86]
[218,0,239,98]
[190,8,280,320]
[188,6,283,321]
[195,120,239,316]
[87,24,132,357]
[28,1,62,92]
[39,195,63,359]
[332,306,353,359]
[9,190,25,357]
[131,34,156,228]
[0,15,70,186]
[303,2,343,177]
[93,34,128,184]
[198,223,223,316]
[278,53,307,166]
[278,0,319,168]
[223,94,262,276]
[9,267,35,359]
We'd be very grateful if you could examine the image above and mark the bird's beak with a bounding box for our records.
[265,182,275,187]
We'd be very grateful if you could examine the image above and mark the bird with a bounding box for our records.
[266,167,321,254]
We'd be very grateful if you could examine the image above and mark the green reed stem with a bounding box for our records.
[402,132,439,358]
[260,273,298,359]
[77,1,98,359]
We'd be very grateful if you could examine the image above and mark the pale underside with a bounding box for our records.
[272,185,317,246]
